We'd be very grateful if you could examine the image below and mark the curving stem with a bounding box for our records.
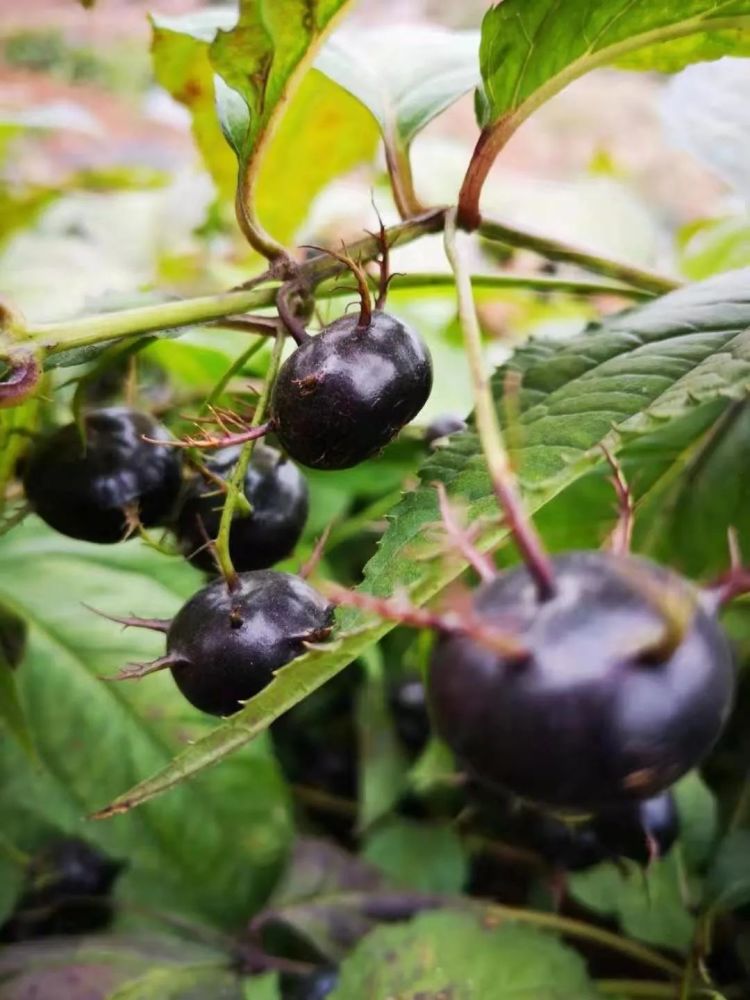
[443,208,556,601]
[276,282,311,346]
[302,243,372,329]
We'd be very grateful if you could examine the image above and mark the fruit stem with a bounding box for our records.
[477,215,679,296]
[276,282,311,346]
[214,329,286,589]
[302,244,373,328]
[443,207,556,600]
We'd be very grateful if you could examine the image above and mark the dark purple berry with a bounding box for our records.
[0,838,124,941]
[424,414,467,446]
[430,551,734,812]
[389,677,431,756]
[287,969,338,1000]
[23,407,181,543]
[167,570,334,716]
[176,444,308,573]
[529,814,607,872]
[271,310,432,470]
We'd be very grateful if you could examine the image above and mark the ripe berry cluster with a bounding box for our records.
[16,233,743,893]
[22,261,434,718]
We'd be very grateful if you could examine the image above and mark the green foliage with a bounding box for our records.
[475,1,750,136]
[330,910,599,1000]
[0,521,291,928]
[7,0,750,993]
[362,819,468,895]
[316,25,479,146]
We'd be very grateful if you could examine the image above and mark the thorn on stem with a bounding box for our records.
[302,242,373,329]
[299,523,332,579]
[84,604,171,634]
[103,654,178,681]
[601,445,633,556]
[434,482,496,583]
[144,420,273,452]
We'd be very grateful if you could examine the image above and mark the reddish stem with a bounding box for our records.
[302,244,372,328]
[146,420,273,451]
[299,523,331,580]
[435,482,496,583]
[601,446,633,556]
[325,583,528,659]
[276,283,310,346]
[84,605,171,634]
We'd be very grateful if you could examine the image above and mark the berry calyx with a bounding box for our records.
[177,444,308,573]
[429,550,734,812]
[23,407,181,543]
[165,570,334,716]
[271,309,433,470]
[424,414,467,447]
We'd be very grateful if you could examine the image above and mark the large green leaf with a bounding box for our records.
[362,819,467,895]
[151,10,377,244]
[96,268,750,816]
[477,1,750,133]
[329,910,599,1000]
[0,520,291,928]
[315,26,479,146]
[569,854,695,952]
[0,935,238,1000]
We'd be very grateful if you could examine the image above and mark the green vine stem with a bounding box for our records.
[384,135,427,218]
[596,981,682,998]
[213,329,286,587]
[443,206,556,599]
[476,902,682,979]
[477,216,679,297]
[6,207,674,369]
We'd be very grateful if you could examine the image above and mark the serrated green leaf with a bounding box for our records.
[97,268,750,815]
[315,26,479,146]
[357,650,408,831]
[0,519,291,928]
[362,819,467,895]
[705,830,750,910]
[330,909,599,1000]
[674,772,719,870]
[569,855,695,952]
[476,1,750,137]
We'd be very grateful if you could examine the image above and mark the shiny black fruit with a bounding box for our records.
[0,837,124,941]
[167,570,334,716]
[389,677,431,757]
[23,407,181,543]
[287,969,338,1000]
[177,444,308,573]
[271,310,432,470]
[430,551,734,812]
[424,413,467,446]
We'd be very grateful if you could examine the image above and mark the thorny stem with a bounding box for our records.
[213,329,286,588]
[601,445,634,556]
[303,244,372,328]
[84,605,171,633]
[276,282,311,346]
[443,207,556,601]
[435,482,496,583]
[325,582,528,658]
[159,420,273,451]
[477,216,679,297]
[7,206,666,367]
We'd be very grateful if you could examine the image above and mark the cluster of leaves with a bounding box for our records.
[4,1,750,998]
